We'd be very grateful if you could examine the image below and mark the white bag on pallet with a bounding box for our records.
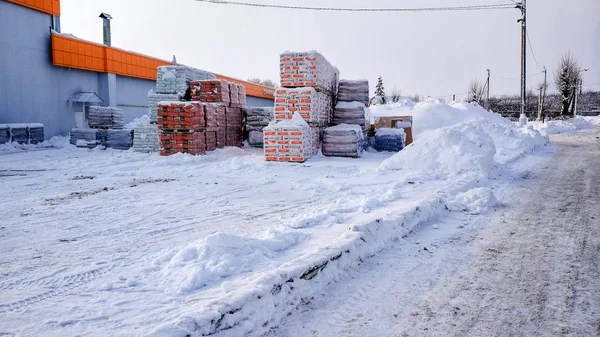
[279,51,339,93]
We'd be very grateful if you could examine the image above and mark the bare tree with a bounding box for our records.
[468,79,485,103]
[412,94,422,103]
[391,88,402,103]
[247,78,278,88]
[554,52,581,116]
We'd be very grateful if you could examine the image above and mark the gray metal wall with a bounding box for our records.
[247,96,274,107]
[116,76,154,124]
[0,1,101,138]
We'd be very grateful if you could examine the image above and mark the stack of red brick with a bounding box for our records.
[157,102,206,156]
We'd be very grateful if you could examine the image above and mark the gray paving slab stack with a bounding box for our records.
[8,124,28,144]
[337,80,370,106]
[27,123,44,144]
[0,124,10,144]
[133,124,160,153]
[106,129,134,150]
[333,102,367,127]
[70,128,107,148]
[88,106,125,129]
[246,107,274,147]
[321,124,365,158]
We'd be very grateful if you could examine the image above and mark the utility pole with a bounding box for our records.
[517,1,527,125]
[541,66,547,122]
[486,69,491,110]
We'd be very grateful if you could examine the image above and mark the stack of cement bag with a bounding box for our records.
[148,91,181,124]
[322,124,364,158]
[0,124,9,144]
[279,51,339,93]
[88,106,125,129]
[8,124,28,144]
[374,128,406,152]
[246,107,273,147]
[70,128,107,148]
[133,124,160,153]
[337,80,369,106]
[333,102,367,127]
[106,129,134,150]
[27,123,45,144]
[156,66,215,95]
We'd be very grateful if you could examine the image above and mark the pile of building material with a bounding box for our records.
[280,51,339,93]
[8,124,28,144]
[148,91,181,124]
[374,128,406,152]
[0,124,9,144]
[333,102,367,127]
[69,128,107,148]
[133,124,160,153]
[157,101,206,156]
[88,106,125,129]
[225,107,244,147]
[156,66,215,95]
[27,123,44,144]
[322,124,364,158]
[190,79,231,105]
[246,107,273,147]
[274,87,332,126]
[106,129,134,150]
[263,113,317,163]
[337,80,369,106]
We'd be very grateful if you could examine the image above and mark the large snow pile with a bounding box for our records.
[530,116,600,136]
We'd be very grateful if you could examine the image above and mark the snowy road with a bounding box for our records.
[268,130,600,337]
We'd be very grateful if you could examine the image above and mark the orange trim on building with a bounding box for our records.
[51,34,274,100]
[7,0,60,16]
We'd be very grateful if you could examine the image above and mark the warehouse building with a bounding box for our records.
[0,0,275,139]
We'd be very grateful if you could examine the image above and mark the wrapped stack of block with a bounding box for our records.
[157,101,206,156]
[263,113,318,163]
[0,124,9,144]
[225,106,244,147]
[246,107,274,147]
[333,101,367,127]
[106,129,134,150]
[337,80,370,106]
[8,124,28,144]
[70,128,107,148]
[274,87,332,127]
[27,124,44,144]
[322,124,364,158]
[374,128,406,152]
[190,79,230,105]
[133,124,161,153]
[204,103,226,149]
[148,91,181,124]
[88,106,125,129]
[280,51,339,93]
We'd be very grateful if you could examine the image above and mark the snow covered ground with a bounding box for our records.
[1,103,595,336]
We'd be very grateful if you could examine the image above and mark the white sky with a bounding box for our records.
[60,0,600,98]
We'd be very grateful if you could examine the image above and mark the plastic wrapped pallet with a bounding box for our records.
[8,124,28,144]
[70,128,107,148]
[148,91,182,124]
[238,84,247,107]
[374,128,406,152]
[263,112,317,163]
[156,66,215,95]
[88,106,125,129]
[0,124,9,144]
[274,87,332,126]
[322,124,364,158]
[333,102,366,127]
[190,80,231,105]
[27,123,44,144]
[157,101,207,156]
[280,51,339,93]
[246,107,273,147]
[133,124,160,153]
[106,129,134,150]
[337,80,370,106]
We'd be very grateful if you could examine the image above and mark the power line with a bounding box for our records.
[493,71,544,81]
[194,1,516,12]
[526,31,544,72]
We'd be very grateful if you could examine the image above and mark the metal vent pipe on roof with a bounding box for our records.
[99,13,112,47]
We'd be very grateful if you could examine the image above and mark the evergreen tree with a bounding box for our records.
[375,76,386,104]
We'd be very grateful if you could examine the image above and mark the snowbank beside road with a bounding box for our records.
[530,115,600,136]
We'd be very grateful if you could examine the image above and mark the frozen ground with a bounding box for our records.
[0,104,594,337]
[268,130,600,337]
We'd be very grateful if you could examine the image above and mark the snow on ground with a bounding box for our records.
[1,101,552,337]
[529,115,600,136]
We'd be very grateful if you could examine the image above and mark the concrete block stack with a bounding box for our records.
[190,79,231,105]
[246,107,274,147]
[8,124,28,144]
[374,128,406,152]
[106,129,134,150]
[0,124,9,144]
[88,106,125,129]
[238,84,247,107]
[133,124,161,153]
[157,101,206,156]
[337,80,370,107]
[69,128,107,148]
[225,106,244,147]
[156,66,215,95]
[333,101,367,127]
[27,124,45,144]
[263,113,316,163]
[322,124,364,158]
[148,91,181,124]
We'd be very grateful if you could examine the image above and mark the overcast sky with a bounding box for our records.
[60,0,600,99]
